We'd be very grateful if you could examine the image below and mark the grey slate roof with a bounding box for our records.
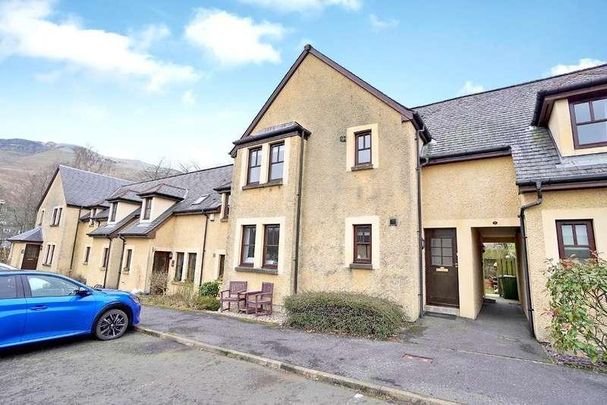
[8,227,43,243]
[58,165,132,207]
[138,183,187,200]
[116,165,233,237]
[89,208,140,237]
[415,64,607,185]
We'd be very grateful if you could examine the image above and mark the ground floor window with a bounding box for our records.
[84,246,91,264]
[102,247,109,268]
[353,224,372,264]
[44,244,55,265]
[187,253,196,283]
[556,220,596,260]
[174,252,185,281]
[241,225,256,266]
[263,224,280,268]
[123,249,132,272]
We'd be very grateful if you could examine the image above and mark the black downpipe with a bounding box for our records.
[116,236,127,289]
[198,213,209,287]
[69,206,83,273]
[415,129,426,318]
[293,133,306,294]
[519,181,543,338]
[102,237,113,288]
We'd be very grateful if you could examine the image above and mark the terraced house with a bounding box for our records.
[8,46,607,342]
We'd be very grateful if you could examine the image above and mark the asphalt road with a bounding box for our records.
[0,332,387,405]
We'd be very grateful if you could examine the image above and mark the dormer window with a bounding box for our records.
[570,95,607,148]
[142,197,152,220]
[109,202,118,222]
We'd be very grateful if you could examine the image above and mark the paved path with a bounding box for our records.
[0,333,384,405]
[140,302,607,404]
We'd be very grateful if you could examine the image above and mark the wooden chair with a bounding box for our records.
[219,281,247,312]
[245,282,274,316]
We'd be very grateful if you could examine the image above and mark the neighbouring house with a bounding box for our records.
[8,45,607,342]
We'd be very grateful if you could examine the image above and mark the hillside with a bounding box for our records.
[0,138,156,203]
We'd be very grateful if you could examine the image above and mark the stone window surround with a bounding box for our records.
[346,123,379,172]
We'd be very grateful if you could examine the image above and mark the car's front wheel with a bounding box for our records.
[95,308,129,341]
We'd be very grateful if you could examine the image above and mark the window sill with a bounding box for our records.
[220,217,229,223]
[100,267,107,271]
[171,281,186,285]
[242,180,283,190]
[351,164,374,172]
[42,263,51,267]
[49,224,60,228]
[83,262,88,266]
[349,263,373,270]
[235,266,278,275]
[121,270,130,275]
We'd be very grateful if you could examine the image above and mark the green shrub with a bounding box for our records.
[546,257,607,364]
[284,292,406,339]
[193,295,220,311]
[199,280,220,297]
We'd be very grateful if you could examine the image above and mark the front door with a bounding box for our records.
[21,244,40,270]
[151,251,170,294]
[425,228,459,307]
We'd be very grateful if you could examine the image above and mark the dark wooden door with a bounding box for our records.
[151,251,170,294]
[21,244,40,270]
[425,228,459,307]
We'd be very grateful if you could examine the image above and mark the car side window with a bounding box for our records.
[27,275,79,298]
[0,275,18,299]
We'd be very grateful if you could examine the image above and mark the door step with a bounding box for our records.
[424,305,459,317]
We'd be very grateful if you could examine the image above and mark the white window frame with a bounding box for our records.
[51,206,63,226]
[44,244,55,265]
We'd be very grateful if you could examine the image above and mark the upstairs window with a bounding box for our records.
[269,143,285,181]
[556,220,596,260]
[109,202,118,222]
[38,210,44,226]
[570,95,607,148]
[240,225,256,266]
[142,197,152,220]
[353,224,372,264]
[247,147,262,185]
[355,131,372,166]
[51,207,62,226]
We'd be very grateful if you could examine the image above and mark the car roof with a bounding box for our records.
[0,270,63,276]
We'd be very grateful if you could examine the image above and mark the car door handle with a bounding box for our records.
[31,305,48,311]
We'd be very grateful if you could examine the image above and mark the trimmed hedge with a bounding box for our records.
[284,292,406,339]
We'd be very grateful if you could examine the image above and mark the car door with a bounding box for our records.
[23,274,100,342]
[0,274,27,348]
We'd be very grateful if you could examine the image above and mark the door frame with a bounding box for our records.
[21,244,41,270]
[424,228,460,308]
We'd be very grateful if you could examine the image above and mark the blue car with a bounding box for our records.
[0,270,141,349]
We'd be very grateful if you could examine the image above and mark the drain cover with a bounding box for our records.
[402,354,433,363]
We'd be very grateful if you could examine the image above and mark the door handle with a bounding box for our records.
[31,305,48,311]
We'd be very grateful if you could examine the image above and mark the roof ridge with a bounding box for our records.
[413,62,607,109]
[118,163,234,188]
[58,164,131,183]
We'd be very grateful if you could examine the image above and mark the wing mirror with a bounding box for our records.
[75,287,92,297]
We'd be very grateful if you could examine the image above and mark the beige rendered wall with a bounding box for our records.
[7,242,28,268]
[548,98,607,156]
[226,53,422,318]
[70,218,99,281]
[118,238,152,292]
[522,187,607,341]
[421,156,521,319]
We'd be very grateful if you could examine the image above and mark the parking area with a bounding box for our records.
[0,333,385,405]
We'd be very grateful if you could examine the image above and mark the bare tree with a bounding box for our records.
[72,145,114,174]
[176,160,202,174]
[8,165,56,231]
[140,158,175,181]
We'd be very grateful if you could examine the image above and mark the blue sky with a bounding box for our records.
[0,0,606,168]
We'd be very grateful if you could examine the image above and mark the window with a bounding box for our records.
[174,252,185,281]
[570,95,607,148]
[109,202,118,222]
[38,210,44,226]
[27,275,79,297]
[143,197,152,220]
[221,193,230,219]
[44,244,55,265]
[355,131,372,166]
[240,225,256,266]
[430,238,454,267]
[123,249,132,272]
[353,225,372,264]
[0,275,19,299]
[218,254,225,279]
[51,207,62,226]
[84,246,91,264]
[269,143,285,181]
[247,147,262,185]
[187,253,197,283]
[263,225,280,268]
[102,247,109,268]
[556,220,596,260]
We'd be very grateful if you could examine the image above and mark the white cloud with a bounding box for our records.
[238,0,361,13]
[369,14,398,31]
[0,0,198,91]
[457,81,485,96]
[132,24,171,51]
[181,89,196,106]
[185,9,285,65]
[549,58,606,76]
